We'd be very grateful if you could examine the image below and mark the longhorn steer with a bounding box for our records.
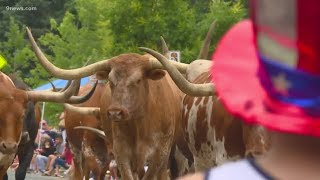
[0,71,89,179]
[141,48,270,171]
[26,27,192,180]
[7,74,42,180]
[64,82,111,180]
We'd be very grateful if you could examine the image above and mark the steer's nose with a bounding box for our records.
[107,109,124,120]
[107,108,128,121]
[0,141,18,154]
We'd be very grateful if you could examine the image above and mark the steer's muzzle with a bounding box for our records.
[0,141,18,154]
[107,107,129,122]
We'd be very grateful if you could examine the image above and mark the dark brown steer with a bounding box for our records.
[0,71,91,178]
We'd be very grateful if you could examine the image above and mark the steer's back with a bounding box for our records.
[182,72,245,171]
[182,71,270,171]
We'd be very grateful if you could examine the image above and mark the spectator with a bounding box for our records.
[179,0,320,180]
[10,156,19,172]
[35,138,56,173]
[35,120,52,147]
[29,134,51,173]
[44,140,72,177]
[43,133,65,175]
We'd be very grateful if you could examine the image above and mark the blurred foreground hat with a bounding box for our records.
[212,0,320,137]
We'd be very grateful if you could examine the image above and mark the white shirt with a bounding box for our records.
[205,159,273,180]
[62,130,67,144]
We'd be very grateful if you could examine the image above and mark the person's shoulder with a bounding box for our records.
[59,143,65,151]
[205,159,272,180]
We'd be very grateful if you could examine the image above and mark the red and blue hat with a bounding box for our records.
[212,0,320,137]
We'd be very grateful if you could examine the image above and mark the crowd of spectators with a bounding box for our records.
[10,118,73,178]
[32,120,71,177]
[10,116,119,179]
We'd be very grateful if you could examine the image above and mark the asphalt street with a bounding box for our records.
[7,169,68,180]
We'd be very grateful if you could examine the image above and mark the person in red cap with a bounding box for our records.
[188,0,320,179]
[141,0,320,179]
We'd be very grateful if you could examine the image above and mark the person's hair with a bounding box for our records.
[41,139,52,149]
[55,133,63,140]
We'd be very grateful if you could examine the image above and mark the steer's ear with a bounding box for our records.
[96,71,109,80]
[146,69,166,80]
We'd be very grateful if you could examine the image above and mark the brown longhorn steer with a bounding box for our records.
[64,82,111,180]
[7,74,42,180]
[67,56,184,180]
[140,48,271,171]
[99,55,183,180]
[26,27,192,180]
[0,71,92,178]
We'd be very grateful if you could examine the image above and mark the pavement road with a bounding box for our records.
[7,170,68,180]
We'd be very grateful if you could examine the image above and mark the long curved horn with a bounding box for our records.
[140,47,214,96]
[147,55,189,74]
[64,104,100,118]
[26,79,81,102]
[49,80,58,92]
[72,79,81,96]
[74,126,105,139]
[49,79,73,93]
[59,80,72,92]
[26,27,111,80]
[198,20,216,59]
[65,81,98,104]
[161,36,169,58]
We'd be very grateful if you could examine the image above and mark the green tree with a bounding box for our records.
[187,0,247,62]
[38,1,113,70]
[0,0,74,40]
[105,0,197,61]
[0,17,42,85]
[26,0,113,126]
[41,102,64,127]
[0,0,247,127]
[0,0,74,87]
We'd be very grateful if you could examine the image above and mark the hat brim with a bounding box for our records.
[212,20,320,137]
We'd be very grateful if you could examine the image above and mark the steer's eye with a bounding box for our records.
[136,79,141,84]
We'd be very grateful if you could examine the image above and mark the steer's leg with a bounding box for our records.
[15,141,34,179]
[82,135,95,180]
[69,143,85,180]
[113,124,136,180]
[3,173,8,180]
[84,155,100,180]
[113,139,134,180]
[99,161,109,180]
[131,157,145,180]
[142,146,171,180]
[114,148,134,180]
[71,159,82,180]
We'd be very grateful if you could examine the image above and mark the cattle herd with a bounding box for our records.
[0,22,270,180]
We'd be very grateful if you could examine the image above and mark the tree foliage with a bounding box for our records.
[105,0,197,61]
[195,0,247,60]
[0,0,247,126]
